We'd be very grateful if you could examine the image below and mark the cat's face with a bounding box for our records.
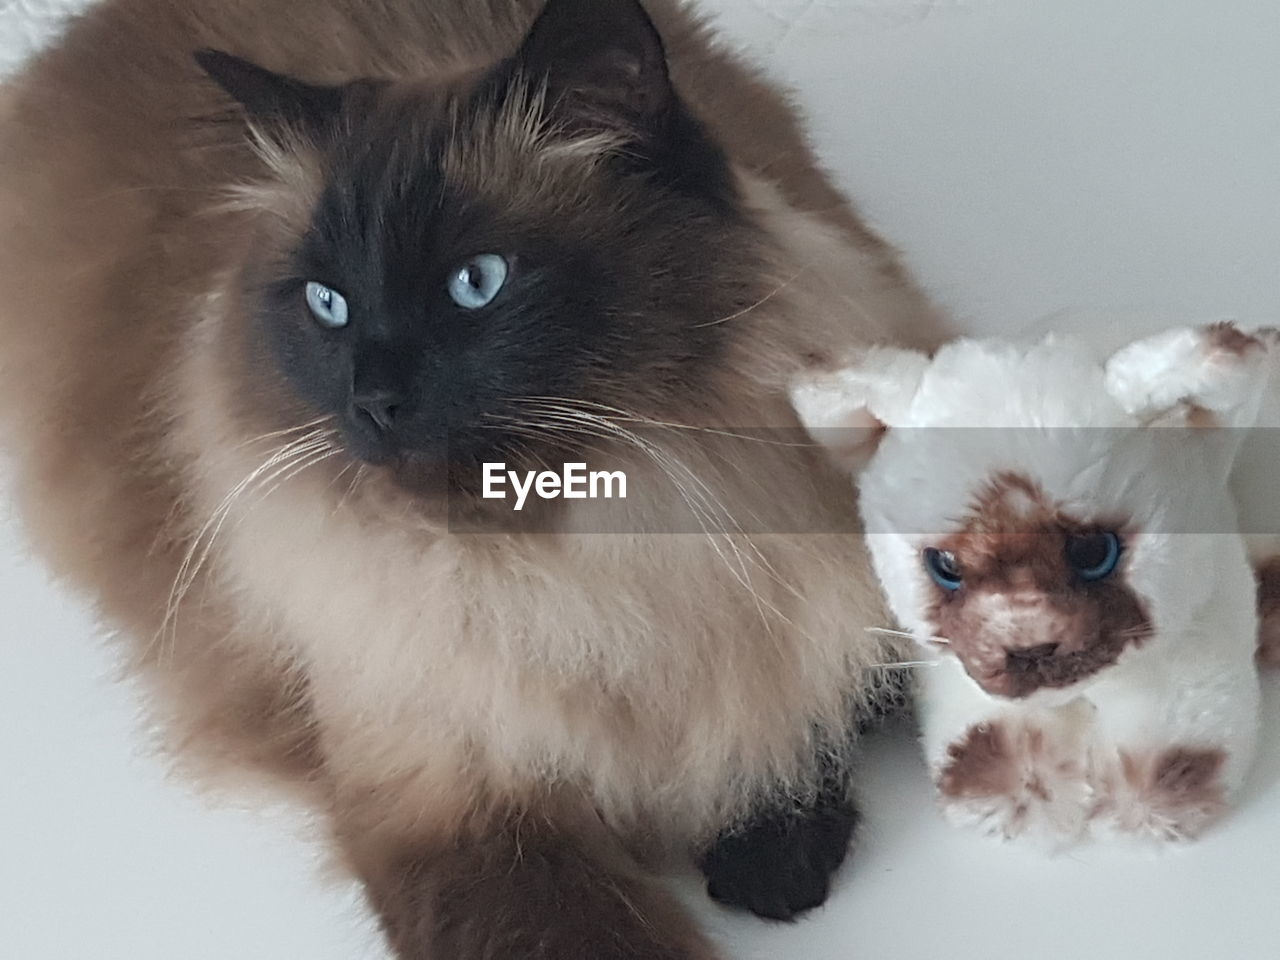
[201,0,765,497]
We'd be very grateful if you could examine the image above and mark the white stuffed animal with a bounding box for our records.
[793,323,1280,844]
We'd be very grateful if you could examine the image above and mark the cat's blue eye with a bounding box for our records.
[1066,531,1122,582]
[305,282,349,329]
[448,254,509,310]
[923,548,963,592]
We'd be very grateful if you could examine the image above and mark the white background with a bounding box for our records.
[4,1,1280,957]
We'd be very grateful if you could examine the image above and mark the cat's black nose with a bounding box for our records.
[351,387,402,436]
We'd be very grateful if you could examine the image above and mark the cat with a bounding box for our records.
[0,0,943,955]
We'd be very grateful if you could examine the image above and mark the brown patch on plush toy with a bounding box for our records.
[1256,557,1280,667]
[925,472,1151,698]
[938,722,1016,800]
[1206,321,1265,357]
[936,719,1086,837]
[1095,746,1229,840]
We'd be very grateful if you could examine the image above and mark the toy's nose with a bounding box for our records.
[1003,641,1061,676]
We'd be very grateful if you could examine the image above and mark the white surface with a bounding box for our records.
[4,1,1280,958]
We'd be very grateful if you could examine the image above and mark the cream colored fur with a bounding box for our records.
[0,0,944,880]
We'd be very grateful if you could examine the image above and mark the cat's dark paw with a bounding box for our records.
[698,799,859,922]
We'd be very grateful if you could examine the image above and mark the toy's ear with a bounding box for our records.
[1104,323,1272,430]
[790,346,930,473]
[1106,323,1277,483]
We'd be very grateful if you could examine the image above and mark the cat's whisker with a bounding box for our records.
[156,428,337,661]
[866,625,953,646]
[1118,626,1155,642]
[479,414,613,463]
[871,660,938,670]
[496,398,812,635]
[326,461,356,497]
[510,400,784,567]
[232,415,334,452]
[507,402,796,631]
[175,436,338,623]
[519,400,802,602]
[335,464,369,515]
[250,445,343,510]
[510,397,817,448]
[168,432,327,586]
[692,269,806,329]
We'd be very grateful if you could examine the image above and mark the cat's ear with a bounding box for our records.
[790,347,930,474]
[195,49,344,131]
[515,0,673,129]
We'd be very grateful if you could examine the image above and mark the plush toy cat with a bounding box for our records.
[792,323,1280,844]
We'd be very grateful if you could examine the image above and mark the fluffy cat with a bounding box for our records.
[0,0,942,955]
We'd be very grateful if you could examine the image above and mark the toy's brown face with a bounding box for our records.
[920,473,1151,698]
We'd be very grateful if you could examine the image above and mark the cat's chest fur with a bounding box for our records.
[203,466,865,832]
[172,344,881,837]
[155,165,918,839]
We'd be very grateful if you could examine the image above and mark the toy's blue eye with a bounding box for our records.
[923,548,963,591]
[1067,531,1122,582]
[448,254,509,309]
[305,282,349,329]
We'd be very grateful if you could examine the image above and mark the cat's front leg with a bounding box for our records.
[350,799,721,960]
[698,751,859,922]
[921,659,1093,844]
[698,673,911,921]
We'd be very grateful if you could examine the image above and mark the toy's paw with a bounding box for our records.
[935,719,1091,845]
[1105,322,1270,425]
[1093,746,1228,842]
[699,796,858,922]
